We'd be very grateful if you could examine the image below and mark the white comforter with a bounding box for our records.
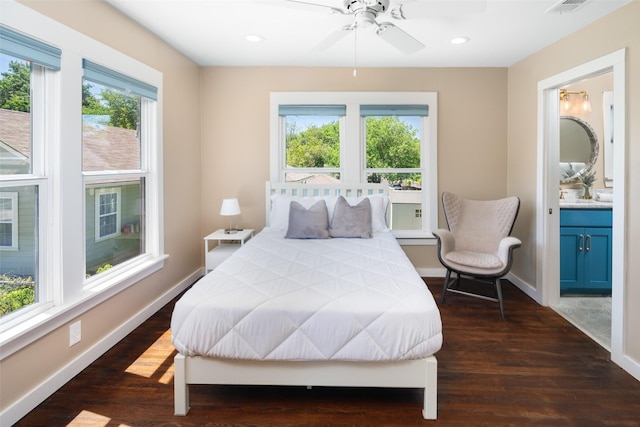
[171,228,442,361]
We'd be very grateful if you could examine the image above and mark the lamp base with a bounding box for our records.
[224,228,238,234]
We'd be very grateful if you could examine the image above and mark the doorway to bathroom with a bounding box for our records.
[536,49,626,364]
[553,72,613,350]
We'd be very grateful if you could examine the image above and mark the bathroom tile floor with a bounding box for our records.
[554,296,611,350]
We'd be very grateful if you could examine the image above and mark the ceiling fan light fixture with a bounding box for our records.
[245,34,264,43]
[355,10,377,28]
[450,36,470,45]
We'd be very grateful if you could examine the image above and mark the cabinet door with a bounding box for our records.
[583,227,612,289]
[560,226,583,289]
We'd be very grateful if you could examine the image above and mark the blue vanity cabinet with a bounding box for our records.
[560,208,612,295]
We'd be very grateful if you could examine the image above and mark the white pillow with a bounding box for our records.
[269,193,388,233]
[345,194,389,233]
[269,194,338,231]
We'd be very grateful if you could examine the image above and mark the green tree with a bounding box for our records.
[0,287,34,316]
[82,83,109,116]
[82,84,139,130]
[100,90,139,130]
[0,60,30,112]
[365,116,420,169]
[286,121,340,168]
[284,116,421,184]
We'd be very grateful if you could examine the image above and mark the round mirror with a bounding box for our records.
[559,116,598,184]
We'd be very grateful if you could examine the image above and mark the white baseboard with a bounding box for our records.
[505,271,541,304]
[417,267,446,278]
[0,268,203,427]
[614,354,640,382]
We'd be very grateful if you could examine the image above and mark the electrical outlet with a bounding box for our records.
[69,320,81,347]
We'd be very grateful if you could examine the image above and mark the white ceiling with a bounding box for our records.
[106,0,629,68]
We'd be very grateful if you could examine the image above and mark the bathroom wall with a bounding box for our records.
[560,72,613,193]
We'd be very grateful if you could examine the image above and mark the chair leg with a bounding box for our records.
[441,269,452,304]
[495,278,505,320]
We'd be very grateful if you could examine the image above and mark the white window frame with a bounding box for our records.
[94,187,121,241]
[270,92,438,239]
[0,192,19,249]
[0,57,51,322]
[0,1,165,359]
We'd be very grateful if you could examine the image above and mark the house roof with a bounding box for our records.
[286,172,341,184]
[0,108,140,172]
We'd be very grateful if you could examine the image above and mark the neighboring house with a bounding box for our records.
[285,171,340,184]
[0,108,142,277]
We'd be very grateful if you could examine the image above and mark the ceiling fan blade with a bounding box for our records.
[263,0,346,15]
[376,23,424,54]
[390,0,487,20]
[311,25,354,52]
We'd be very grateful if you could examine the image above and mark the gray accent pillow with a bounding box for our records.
[285,199,330,239]
[329,196,372,238]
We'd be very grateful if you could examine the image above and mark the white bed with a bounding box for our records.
[171,182,442,419]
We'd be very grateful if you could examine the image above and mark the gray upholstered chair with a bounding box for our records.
[432,192,521,319]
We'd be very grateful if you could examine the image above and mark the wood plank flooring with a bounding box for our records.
[15,279,640,426]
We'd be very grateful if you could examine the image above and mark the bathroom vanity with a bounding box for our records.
[560,201,612,295]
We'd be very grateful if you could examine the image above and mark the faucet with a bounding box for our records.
[560,190,567,200]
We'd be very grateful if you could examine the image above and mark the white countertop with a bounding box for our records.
[560,200,613,209]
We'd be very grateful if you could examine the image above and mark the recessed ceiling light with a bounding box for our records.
[450,36,470,45]
[246,34,264,43]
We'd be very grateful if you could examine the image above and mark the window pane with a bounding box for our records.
[0,186,38,317]
[85,178,145,278]
[285,115,340,169]
[365,116,421,169]
[82,81,141,171]
[368,172,422,231]
[0,54,32,175]
[0,194,16,247]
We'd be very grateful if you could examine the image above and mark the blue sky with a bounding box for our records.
[288,115,421,133]
[1,54,21,74]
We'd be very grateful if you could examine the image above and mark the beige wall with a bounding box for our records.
[200,67,509,268]
[1,0,202,412]
[4,0,639,418]
[507,1,640,358]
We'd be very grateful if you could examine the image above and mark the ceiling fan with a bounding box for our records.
[271,0,486,55]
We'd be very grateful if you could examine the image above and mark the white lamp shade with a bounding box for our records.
[220,198,241,216]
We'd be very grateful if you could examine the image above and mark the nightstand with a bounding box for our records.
[204,228,254,274]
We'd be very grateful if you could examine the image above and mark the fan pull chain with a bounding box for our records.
[353,25,358,77]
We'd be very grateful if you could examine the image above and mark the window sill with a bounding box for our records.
[393,230,437,246]
[0,254,168,360]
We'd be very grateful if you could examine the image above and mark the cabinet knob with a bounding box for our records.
[579,234,584,251]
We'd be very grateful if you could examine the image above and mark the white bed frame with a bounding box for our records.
[173,182,438,419]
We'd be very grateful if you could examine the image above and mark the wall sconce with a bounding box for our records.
[220,198,241,234]
[560,89,592,113]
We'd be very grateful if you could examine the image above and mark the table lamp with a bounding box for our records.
[220,198,241,234]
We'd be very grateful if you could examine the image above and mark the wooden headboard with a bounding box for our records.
[265,181,389,225]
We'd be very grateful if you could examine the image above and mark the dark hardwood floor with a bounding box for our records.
[15,279,640,426]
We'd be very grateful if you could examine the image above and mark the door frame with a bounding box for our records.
[536,49,631,374]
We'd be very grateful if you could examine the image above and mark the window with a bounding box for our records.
[82,60,155,280]
[95,188,120,240]
[0,25,60,318]
[271,92,438,237]
[362,105,428,231]
[280,105,344,183]
[0,192,18,248]
[0,6,164,356]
